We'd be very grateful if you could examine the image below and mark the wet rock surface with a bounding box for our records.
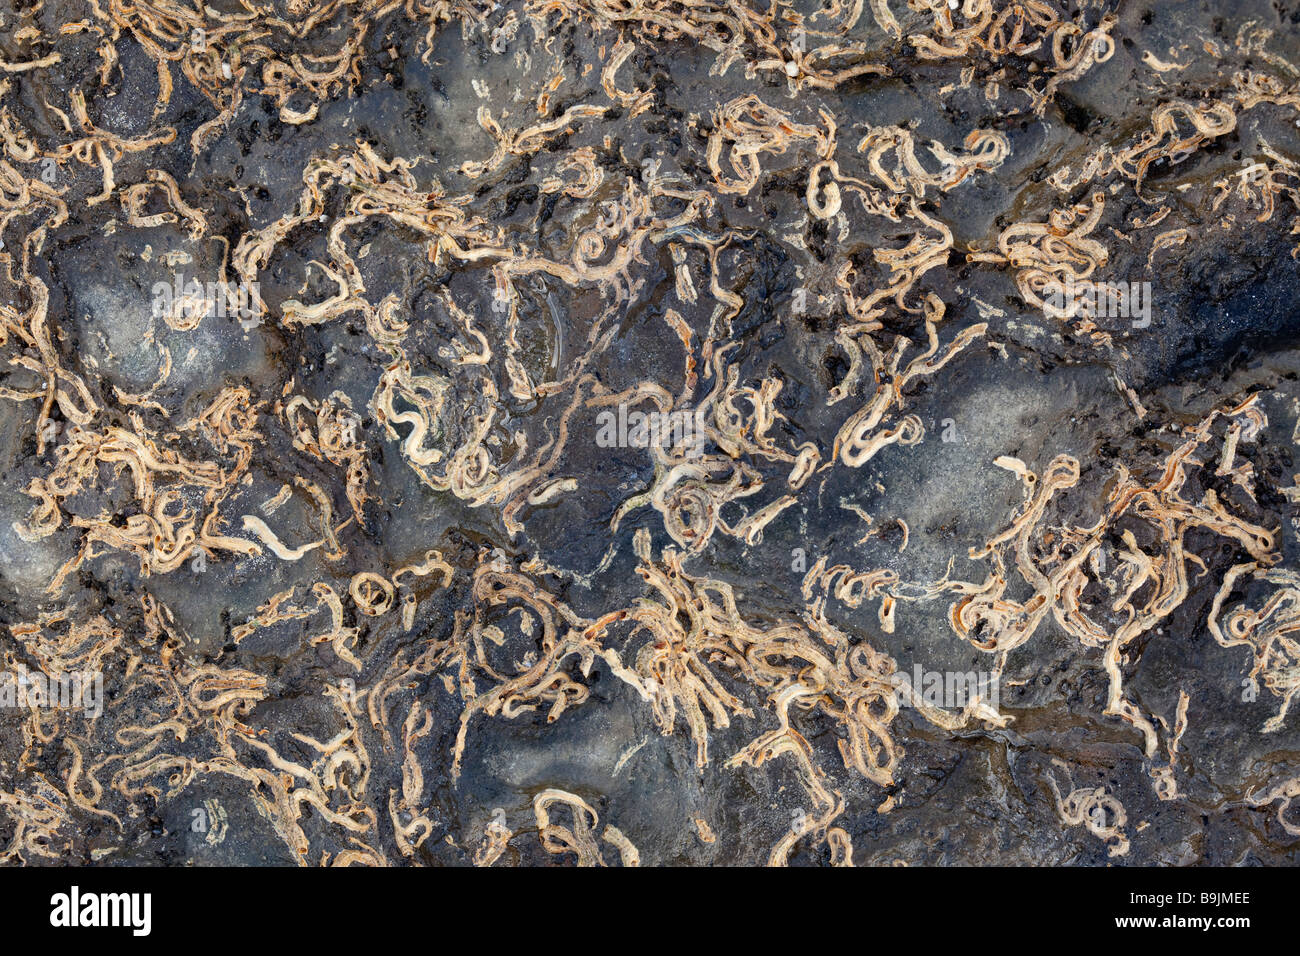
[0,0,1298,865]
